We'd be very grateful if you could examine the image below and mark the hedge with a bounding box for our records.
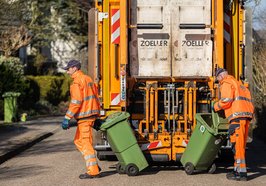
[26,75,72,106]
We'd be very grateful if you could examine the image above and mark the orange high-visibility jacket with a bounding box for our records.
[214,75,254,122]
[65,70,100,119]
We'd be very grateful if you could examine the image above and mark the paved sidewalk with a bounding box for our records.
[0,116,64,164]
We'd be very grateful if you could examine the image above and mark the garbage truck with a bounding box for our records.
[86,0,253,163]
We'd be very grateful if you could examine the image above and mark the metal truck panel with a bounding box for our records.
[137,0,171,77]
[172,0,212,77]
[172,28,213,77]
[133,0,212,77]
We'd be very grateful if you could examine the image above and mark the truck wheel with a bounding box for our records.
[207,163,216,174]
[125,163,139,176]
[116,163,126,174]
[184,162,194,175]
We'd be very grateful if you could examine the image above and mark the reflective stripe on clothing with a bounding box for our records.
[71,96,97,104]
[67,109,100,118]
[221,97,234,102]
[235,96,252,102]
[236,159,246,164]
[75,110,99,117]
[66,110,75,117]
[84,95,97,101]
[219,96,253,103]
[228,112,253,121]
[71,100,81,104]
[84,154,96,161]
[235,158,247,173]
[86,161,98,166]
[235,164,247,173]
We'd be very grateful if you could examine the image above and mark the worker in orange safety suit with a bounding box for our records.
[214,68,254,181]
[62,59,101,179]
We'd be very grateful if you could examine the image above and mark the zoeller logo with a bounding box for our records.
[182,40,210,47]
[140,40,168,47]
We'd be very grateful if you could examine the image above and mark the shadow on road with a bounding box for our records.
[245,138,266,180]
[99,170,117,177]
[0,164,49,180]
[140,165,181,176]
[101,137,266,179]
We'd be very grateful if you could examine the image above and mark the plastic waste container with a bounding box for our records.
[100,112,149,176]
[2,92,20,123]
[180,111,228,175]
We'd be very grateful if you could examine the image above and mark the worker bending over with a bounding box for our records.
[214,68,254,181]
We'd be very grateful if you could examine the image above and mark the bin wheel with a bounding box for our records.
[184,162,194,175]
[125,163,139,176]
[207,163,216,174]
[116,163,126,174]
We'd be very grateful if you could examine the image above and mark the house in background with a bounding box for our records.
[1,0,92,74]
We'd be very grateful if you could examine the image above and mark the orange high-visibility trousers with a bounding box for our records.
[74,119,99,175]
[229,120,250,174]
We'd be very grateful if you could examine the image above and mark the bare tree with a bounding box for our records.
[251,0,266,106]
[0,25,32,57]
[253,49,266,103]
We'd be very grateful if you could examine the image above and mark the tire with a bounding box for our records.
[125,163,139,176]
[184,162,194,175]
[116,163,126,174]
[207,163,216,174]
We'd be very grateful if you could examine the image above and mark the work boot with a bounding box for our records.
[226,171,237,178]
[79,173,101,179]
[226,171,247,181]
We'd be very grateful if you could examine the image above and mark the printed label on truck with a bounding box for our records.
[120,65,126,101]
[182,40,210,47]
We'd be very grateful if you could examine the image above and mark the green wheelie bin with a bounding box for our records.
[2,92,20,123]
[180,111,228,175]
[100,112,149,176]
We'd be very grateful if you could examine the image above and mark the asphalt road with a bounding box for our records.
[0,126,266,186]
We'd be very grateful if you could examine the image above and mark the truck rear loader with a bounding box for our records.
[86,0,253,165]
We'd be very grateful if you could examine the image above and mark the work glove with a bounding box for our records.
[62,118,70,130]
[93,118,103,131]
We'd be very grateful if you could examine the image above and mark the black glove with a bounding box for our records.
[93,118,103,131]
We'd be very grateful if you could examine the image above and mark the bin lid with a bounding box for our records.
[210,101,228,130]
[2,92,21,98]
[195,113,216,135]
[100,112,130,130]
[211,110,229,131]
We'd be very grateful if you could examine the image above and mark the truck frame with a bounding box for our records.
[87,0,253,162]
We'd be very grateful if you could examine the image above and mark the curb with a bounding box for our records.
[0,127,61,164]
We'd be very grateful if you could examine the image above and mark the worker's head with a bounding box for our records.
[63,59,81,75]
[215,68,228,82]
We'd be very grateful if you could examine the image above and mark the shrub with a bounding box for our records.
[26,75,71,105]
[0,56,27,96]
[0,56,29,120]
[18,75,71,117]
